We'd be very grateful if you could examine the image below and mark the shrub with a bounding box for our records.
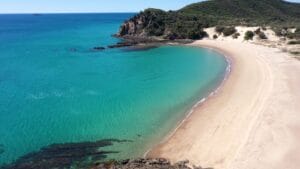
[244,31,254,40]
[213,34,218,39]
[215,26,225,34]
[290,51,300,56]
[187,29,208,40]
[292,28,300,39]
[258,32,268,39]
[286,33,295,39]
[274,28,288,37]
[165,32,178,40]
[223,27,237,36]
[232,32,240,39]
[288,40,300,45]
[254,28,261,34]
[275,29,283,36]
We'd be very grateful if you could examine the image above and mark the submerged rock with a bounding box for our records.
[93,46,106,51]
[69,48,78,52]
[107,41,138,48]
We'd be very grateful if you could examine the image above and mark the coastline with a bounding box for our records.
[143,44,233,158]
[147,39,300,169]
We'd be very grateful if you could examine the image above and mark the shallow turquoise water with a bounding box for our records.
[0,14,228,164]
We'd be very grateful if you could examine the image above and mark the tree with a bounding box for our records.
[244,31,254,40]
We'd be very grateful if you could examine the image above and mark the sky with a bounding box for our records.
[0,0,299,14]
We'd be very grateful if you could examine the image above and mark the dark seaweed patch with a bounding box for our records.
[1,139,130,169]
[0,144,4,155]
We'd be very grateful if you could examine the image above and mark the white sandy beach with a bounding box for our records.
[148,39,300,169]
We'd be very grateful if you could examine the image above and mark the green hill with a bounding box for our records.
[117,0,300,40]
[180,0,300,25]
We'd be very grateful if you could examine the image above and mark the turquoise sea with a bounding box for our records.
[0,14,228,165]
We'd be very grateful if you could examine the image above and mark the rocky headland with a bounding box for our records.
[113,0,300,55]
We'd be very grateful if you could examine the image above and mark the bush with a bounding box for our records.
[187,29,208,40]
[213,34,218,39]
[275,29,283,36]
[215,26,225,34]
[244,31,254,40]
[290,51,300,56]
[286,33,295,39]
[291,28,300,39]
[165,32,178,40]
[232,32,240,39]
[288,40,300,45]
[258,32,268,39]
[223,27,237,36]
[254,28,261,34]
[274,28,288,37]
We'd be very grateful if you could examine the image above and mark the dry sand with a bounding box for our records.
[147,39,300,169]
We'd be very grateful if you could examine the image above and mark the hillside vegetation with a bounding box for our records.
[117,0,300,40]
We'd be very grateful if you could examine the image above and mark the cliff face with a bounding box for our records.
[118,15,147,37]
[117,9,168,38]
[117,8,208,40]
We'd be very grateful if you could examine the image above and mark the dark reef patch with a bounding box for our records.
[0,144,4,155]
[122,45,159,52]
[92,46,106,51]
[0,139,130,169]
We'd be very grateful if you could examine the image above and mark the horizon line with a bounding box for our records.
[0,11,139,15]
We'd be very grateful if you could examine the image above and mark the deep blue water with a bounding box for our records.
[0,13,228,165]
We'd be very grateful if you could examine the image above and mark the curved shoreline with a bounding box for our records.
[146,40,267,167]
[146,39,300,169]
[143,45,233,158]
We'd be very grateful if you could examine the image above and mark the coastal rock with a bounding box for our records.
[107,41,138,48]
[1,147,210,169]
[120,159,130,165]
[175,160,189,167]
[118,14,147,37]
[93,158,204,169]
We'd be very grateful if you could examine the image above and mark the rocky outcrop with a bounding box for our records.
[107,41,138,48]
[1,139,213,169]
[92,158,213,169]
[116,8,208,41]
[118,18,146,37]
[117,10,158,37]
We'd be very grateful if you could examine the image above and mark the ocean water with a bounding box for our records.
[0,14,228,165]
